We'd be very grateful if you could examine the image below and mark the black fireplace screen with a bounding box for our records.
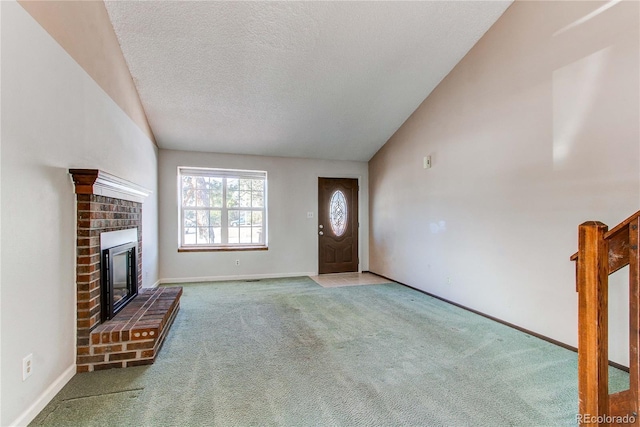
[101,241,138,322]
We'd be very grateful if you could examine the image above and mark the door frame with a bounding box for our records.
[316,174,363,274]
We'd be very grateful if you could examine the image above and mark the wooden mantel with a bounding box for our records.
[69,169,151,203]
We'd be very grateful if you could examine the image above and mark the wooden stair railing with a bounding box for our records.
[571,210,640,426]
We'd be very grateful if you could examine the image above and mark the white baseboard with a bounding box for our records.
[159,272,316,285]
[149,279,161,289]
[10,363,76,427]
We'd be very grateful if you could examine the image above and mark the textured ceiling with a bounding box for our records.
[105,1,512,161]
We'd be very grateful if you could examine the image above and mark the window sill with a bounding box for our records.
[178,246,268,253]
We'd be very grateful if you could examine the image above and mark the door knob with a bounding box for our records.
[319,224,324,229]
[319,231,324,236]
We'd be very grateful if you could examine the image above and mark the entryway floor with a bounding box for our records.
[308,272,393,288]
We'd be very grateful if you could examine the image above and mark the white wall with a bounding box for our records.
[0,2,159,425]
[369,0,639,366]
[159,149,368,282]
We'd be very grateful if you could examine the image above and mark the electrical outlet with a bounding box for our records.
[447,277,451,284]
[235,259,240,266]
[23,354,33,381]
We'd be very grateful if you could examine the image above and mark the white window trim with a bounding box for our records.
[178,167,268,251]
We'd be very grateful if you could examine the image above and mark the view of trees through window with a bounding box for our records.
[180,169,266,247]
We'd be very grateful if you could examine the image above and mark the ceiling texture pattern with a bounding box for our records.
[105,1,512,161]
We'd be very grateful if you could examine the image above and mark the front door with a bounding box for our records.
[318,178,358,274]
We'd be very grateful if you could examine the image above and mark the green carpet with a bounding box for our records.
[31,277,628,426]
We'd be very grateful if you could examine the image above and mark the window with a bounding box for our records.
[179,167,267,250]
[329,190,347,237]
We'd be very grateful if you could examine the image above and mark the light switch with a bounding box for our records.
[423,155,432,169]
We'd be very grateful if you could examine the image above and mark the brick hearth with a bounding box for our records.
[78,287,182,372]
[70,169,181,372]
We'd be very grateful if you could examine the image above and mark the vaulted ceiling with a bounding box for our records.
[105,1,512,161]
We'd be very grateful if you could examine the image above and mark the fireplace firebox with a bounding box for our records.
[101,241,138,322]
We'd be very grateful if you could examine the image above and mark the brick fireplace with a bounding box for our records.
[70,169,181,372]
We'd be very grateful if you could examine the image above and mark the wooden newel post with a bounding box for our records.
[628,218,640,425]
[577,221,610,426]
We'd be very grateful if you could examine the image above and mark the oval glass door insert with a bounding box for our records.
[329,190,347,236]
